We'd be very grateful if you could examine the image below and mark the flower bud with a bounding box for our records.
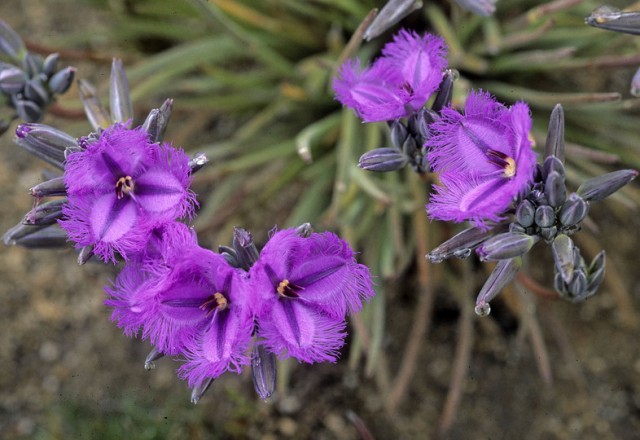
[77,245,95,266]
[29,176,67,198]
[109,59,132,123]
[364,0,424,41]
[42,53,60,77]
[23,52,43,78]
[431,69,457,113]
[233,227,260,270]
[389,120,408,148]
[586,6,640,35]
[48,66,76,95]
[454,0,496,16]
[551,234,575,284]
[0,65,26,94]
[23,199,65,225]
[358,147,408,172]
[142,98,173,143]
[251,344,277,401]
[539,226,558,242]
[475,257,521,316]
[190,378,214,404]
[78,79,111,131]
[0,18,26,59]
[568,270,588,300]
[476,232,538,261]
[25,78,50,105]
[8,225,67,248]
[427,226,494,263]
[188,152,209,173]
[558,193,589,227]
[534,205,555,228]
[545,171,567,208]
[515,199,535,227]
[144,346,164,371]
[544,105,565,161]
[14,99,42,123]
[15,123,76,169]
[577,169,638,202]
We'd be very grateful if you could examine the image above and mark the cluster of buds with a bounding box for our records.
[428,105,637,314]
[0,18,75,132]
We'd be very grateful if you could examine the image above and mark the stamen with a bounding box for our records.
[486,150,516,178]
[199,292,228,316]
[503,157,516,177]
[276,279,301,298]
[115,176,135,199]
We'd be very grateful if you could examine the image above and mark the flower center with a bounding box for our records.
[199,292,228,316]
[277,279,301,298]
[115,176,135,199]
[486,150,517,178]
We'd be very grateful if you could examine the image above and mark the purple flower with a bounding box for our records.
[249,228,374,363]
[333,29,447,122]
[59,123,196,262]
[106,223,253,388]
[426,91,537,229]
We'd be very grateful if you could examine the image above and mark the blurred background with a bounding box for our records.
[1,0,639,438]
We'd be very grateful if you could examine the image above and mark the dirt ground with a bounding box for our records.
[1,1,639,439]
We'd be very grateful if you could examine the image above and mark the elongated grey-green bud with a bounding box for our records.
[577,169,638,202]
[559,193,589,227]
[515,199,535,227]
[109,59,133,123]
[475,257,521,316]
[476,232,538,261]
[364,0,423,41]
[359,147,408,172]
[427,226,495,263]
[551,234,575,284]
[586,6,640,35]
[544,105,565,161]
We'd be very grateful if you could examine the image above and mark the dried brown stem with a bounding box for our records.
[517,287,553,384]
[384,172,435,415]
[516,272,559,300]
[24,40,118,63]
[437,262,475,436]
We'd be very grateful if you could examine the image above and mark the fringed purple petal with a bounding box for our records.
[258,300,346,363]
[60,195,150,263]
[380,29,448,110]
[426,90,536,227]
[64,123,150,196]
[333,59,407,122]
[290,232,374,318]
[178,306,253,389]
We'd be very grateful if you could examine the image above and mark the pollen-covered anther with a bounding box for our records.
[277,279,301,298]
[503,157,516,178]
[115,175,135,199]
[199,292,228,316]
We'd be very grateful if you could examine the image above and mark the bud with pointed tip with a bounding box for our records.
[364,0,424,41]
[251,343,277,401]
[431,69,457,113]
[233,227,260,270]
[144,347,164,371]
[475,257,521,316]
[389,120,408,149]
[515,199,535,227]
[109,59,132,123]
[577,169,638,202]
[427,225,494,263]
[48,66,76,95]
[544,105,565,161]
[534,205,555,228]
[42,53,60,77]
[188,152,209,173]
[0,18,26,59]
[190,378,214,404]
[586,6,640,35]
[558,193,589,228]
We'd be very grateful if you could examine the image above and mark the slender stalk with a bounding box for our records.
[385,172,434,415]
